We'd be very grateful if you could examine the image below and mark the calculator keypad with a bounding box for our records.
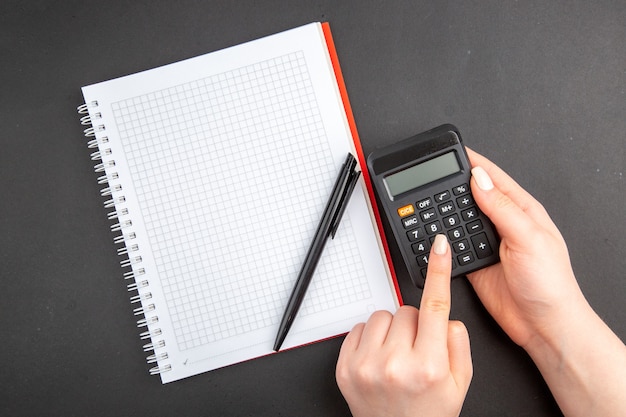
[400,183,495,280]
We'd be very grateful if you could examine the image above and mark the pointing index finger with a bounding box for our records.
[415,234,453,355]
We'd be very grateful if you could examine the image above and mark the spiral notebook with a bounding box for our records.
[78,22,400,384]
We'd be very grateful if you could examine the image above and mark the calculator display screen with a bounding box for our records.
[383,151,460,198]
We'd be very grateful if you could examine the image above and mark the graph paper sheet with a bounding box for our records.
[81,22,398,383]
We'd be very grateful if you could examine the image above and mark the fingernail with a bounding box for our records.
[471,166,494,191]
[433,234,448,255]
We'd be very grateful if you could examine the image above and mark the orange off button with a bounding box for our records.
[397,204,415,217]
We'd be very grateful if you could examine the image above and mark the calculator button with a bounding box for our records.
[466,219,483,233]
[458,252,475,266]
[407,228,424,242]
[419,207,437,222]
[443,214,460,228]
[434,190,451,203]
[461,207,478,221]
[452,239,470,254]
[402,215,419,229]
[471,233,494,259]
[425,220,443,235]
[417,254,429,267]
[412,240,430,255]
[447,226,465,241]
[438,202,455,215]
[416,197,433,210]
[452,184,469,195]
[456,195,474,209]
[397,204,415,217]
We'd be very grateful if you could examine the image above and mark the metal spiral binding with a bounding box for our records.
[130,292,152,303]
[140,328,162,340]
[88,136,109,149]
[149,364,173,375]
[143,339,165,352]
[77,102,170,376]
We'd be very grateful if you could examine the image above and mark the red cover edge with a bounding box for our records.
[321,22,403,306]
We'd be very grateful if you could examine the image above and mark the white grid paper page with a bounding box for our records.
[114,51,373,351]
[82,22,397,383]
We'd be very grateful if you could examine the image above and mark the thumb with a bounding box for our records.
[469,166,539,243]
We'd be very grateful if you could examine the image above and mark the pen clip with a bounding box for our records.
[330,167,361,239]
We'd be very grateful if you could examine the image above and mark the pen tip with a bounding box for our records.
[273,336,284,352]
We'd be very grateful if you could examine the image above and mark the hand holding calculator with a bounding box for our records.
[367,124,500,288]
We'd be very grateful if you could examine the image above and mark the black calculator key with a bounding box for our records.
[412,240,430,255]
[425,220,443,235]
[416,254,429,267]
[457,252,475,266]
[434,190,451,203]
[416,197,433,210]
[452,239,470,254]
[420,207,437,222]
[443,214,461,228]
[438,202,455,215]
[471,232,494,259]
[461,207,478,221]
[456,195,474,209]
[447,226,465,241]
[466,219,483,233]
[402,215,419,229]
[452,184,469,195]
[407,228,423,242]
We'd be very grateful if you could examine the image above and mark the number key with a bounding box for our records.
[443,214,460,228]
[452,239,470,254]
[447,226,465,241]
[412,240,430,255]
[417,254,429,267]
[407,227,423,242]
[425,220,442,235]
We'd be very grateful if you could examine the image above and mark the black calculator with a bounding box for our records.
[367,124,500,288]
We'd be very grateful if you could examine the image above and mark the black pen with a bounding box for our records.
[273,153,361,351]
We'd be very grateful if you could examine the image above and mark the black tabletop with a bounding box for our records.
[2,1,624,416]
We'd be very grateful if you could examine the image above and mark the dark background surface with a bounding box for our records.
[2,1,624,416]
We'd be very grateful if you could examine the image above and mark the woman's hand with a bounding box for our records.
[336,235,472,417]
[465,148,585,350]
[466,148,626,417]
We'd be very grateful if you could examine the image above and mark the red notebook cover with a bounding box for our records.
[321,22,403,304]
